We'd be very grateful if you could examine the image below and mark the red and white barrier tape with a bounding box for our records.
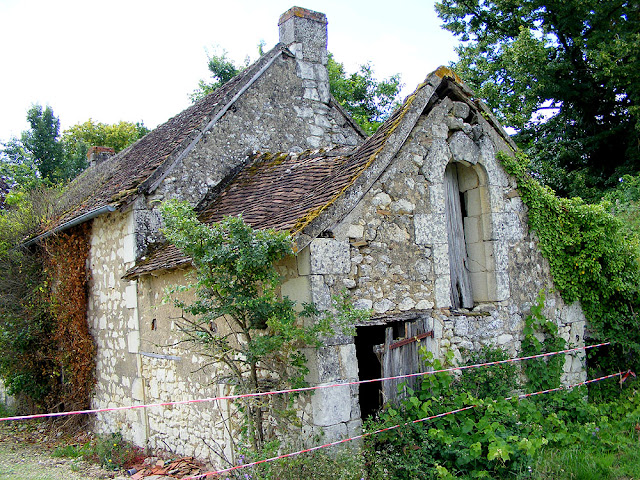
[185,370,629,480]
[0,342,610,422]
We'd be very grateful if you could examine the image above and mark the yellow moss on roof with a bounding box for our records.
[290,81,428,236]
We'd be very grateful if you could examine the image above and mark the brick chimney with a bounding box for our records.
[87,146,115,168]
[278,7,328,65]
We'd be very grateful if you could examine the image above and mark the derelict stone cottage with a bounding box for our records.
[37,6,587,465]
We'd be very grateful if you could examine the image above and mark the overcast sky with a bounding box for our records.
[0,0,459,142]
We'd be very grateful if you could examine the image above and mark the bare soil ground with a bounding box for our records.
[0,420,117,480]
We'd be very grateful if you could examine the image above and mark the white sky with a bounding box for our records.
[0,0,459,142]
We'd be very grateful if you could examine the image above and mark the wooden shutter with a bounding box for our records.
[444,164,474,309]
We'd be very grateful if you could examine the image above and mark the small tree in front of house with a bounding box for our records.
[161,200,367,454]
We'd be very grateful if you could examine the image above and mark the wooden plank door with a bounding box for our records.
[379,319,432,404]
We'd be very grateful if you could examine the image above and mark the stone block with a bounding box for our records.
[422,139,451,183]
[429,184,446,214]
[125,282,137,309]
[127,331,140,354]
[495,271,510,301]
[310,275,331,310]
[470,271,490,302]
[347,224,364,239]
[391,199,415,214]
[449,131,480,165]
[466,242,490,273]
[435,276,451,308]
[416,300,434,310]
[373,299,394,314]
[570,321,585,345]
[296,59,316,79]
[398,297,416,311]
[454,317,469,336]
[123,234,136,264]
[414,213,447,245]
[563,302,585,324]
[281,276,311,310]
[309,239,351,274]
[131,377,145,401]
[311,384,351,426]
[452,101,471,119]
[339,344,358,379]
[463,216,482,244]
[353,298,373,310]
[432,244,449,275]
[464,188,484,217]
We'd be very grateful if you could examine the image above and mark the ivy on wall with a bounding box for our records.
[44,222,96,412]
[0,218,95,414]
[500,152,640,395]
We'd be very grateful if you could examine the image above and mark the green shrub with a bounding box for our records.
[82,432,138,470]
[457,346,518,399]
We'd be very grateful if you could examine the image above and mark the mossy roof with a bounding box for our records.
[45,44,291,232]
[125,66,515,279]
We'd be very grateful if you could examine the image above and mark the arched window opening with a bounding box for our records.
[445,162,495,308]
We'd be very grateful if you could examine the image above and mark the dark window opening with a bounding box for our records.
[151,318,157,331]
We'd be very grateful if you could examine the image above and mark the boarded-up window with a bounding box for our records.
[445,163,473,308]
[445,162,496,307]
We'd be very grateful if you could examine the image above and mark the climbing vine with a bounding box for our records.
[44,222,96,412]
[521,291,566,392]
[500,151,640,396]
[0,196,95,414]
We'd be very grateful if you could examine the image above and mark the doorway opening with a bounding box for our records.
[354,318,433,419]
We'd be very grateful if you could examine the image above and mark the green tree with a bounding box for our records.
[61,119,149,178]
[190,49,243,102]
[160,200,368,453]
[436,0,640,197]
[190,48,403,135]
[327,54,402,135]
[20,105,64,182]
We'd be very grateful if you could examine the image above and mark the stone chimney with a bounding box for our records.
[87,146,115,168]
[279,7,330,106]
[278,7,328,65]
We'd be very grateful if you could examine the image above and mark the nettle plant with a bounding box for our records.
[161,200,368,453]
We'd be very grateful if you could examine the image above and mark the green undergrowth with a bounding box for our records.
[53,432,139,471]
[499,151,640,398]
[360,346,640,480]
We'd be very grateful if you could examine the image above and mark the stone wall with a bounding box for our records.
[299,94,587,434]
[88,210,145,445]
[136,270,236,464]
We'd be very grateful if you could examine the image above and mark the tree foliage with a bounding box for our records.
[1,106,148,194]
[161,200,368,453]
[327,54,402,135]
[190,48,403,135]
[22,105,65,182]
[190,49,244,103]
[437,0,640,197]
[61,119,149,178]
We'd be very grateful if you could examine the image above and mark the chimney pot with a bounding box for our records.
[87,146,115,168]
